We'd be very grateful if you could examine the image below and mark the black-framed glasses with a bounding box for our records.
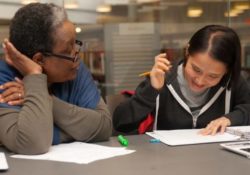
[43,40,83,63]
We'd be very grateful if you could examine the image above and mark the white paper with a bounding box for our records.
[147,129,240,146]
[0,152,8,170]
[11,142,135,164]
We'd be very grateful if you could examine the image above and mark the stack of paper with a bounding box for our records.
[11,142,135,164]
[226,126,250,139]
[147,129,241,146]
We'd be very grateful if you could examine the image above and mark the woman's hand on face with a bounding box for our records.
[199,117,231,136]
[2,39,42,76]
[0,77,24,106]
[150,53,172,90]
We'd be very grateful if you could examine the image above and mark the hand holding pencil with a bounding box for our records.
[139,53,172,90]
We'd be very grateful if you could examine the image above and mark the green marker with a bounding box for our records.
[118,135,128,147]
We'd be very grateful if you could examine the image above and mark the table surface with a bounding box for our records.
[1,135,250,175]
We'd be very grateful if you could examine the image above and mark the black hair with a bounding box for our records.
[184,25,241,89]
[9,3,67,58]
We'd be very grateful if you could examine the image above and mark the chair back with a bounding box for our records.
[105,94,129,136]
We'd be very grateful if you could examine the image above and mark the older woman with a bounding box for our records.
[0,3,112,154]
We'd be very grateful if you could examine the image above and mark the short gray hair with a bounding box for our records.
[10,3,68,58]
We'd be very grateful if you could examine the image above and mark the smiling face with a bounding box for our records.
[41,20,80,83]
[184,52,227,93]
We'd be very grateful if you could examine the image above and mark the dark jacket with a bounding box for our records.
[113,59,250,133]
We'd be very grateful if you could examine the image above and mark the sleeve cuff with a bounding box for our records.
[225,110,244,126]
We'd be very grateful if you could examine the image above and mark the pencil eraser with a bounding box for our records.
[149,138,160,143]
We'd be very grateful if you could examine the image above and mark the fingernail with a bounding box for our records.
[2,43,6,49]
[0,85,3,89]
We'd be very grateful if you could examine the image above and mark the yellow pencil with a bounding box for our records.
[138,71,151,77]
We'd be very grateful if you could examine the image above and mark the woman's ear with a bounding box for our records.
[185,44,190,58]
[183,44,190,67]
[32,52,44,66]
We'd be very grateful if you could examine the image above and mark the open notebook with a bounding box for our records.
[146,126,250,146]
[221,141,250,158]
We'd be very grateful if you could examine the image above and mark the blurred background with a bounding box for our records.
[0,0,249,98]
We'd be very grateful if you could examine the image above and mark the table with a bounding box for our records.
[1,135,250,175]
